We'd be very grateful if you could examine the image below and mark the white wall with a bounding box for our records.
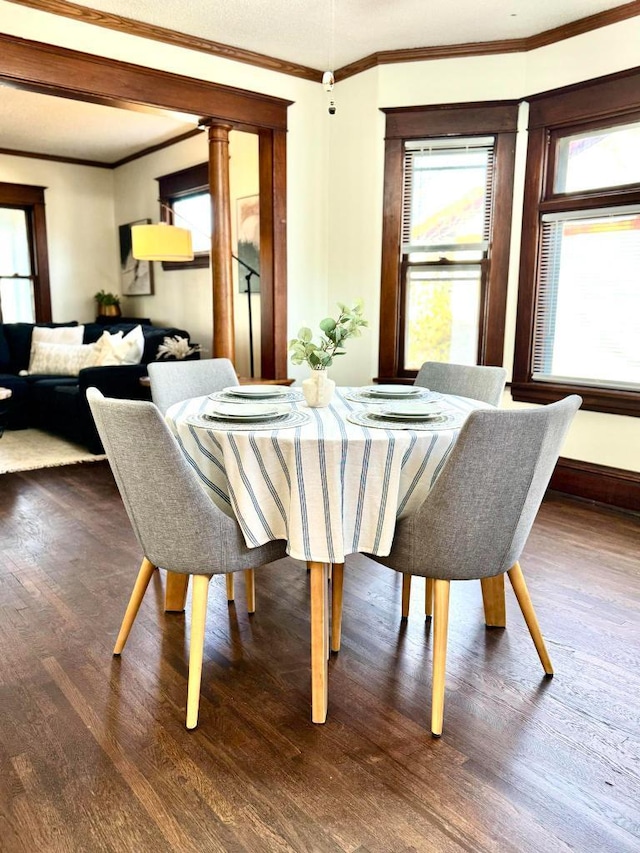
[0,154,118,321]
[328,18,640,472]
[3,1,639,470]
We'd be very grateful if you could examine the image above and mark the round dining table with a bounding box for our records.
[165,385,495,723]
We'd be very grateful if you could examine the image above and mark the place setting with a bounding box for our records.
[343,384,444,405]
[186,400,311,431]
[346,399,466,431]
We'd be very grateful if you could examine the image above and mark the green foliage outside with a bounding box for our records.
[405,282,453,369]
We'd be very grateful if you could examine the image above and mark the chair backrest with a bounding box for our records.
[411,396,582,580]
[87,387,238,574]
[147,358,238,414]
[415,361,507,406]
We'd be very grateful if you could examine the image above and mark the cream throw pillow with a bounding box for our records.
[90,325,144,366]
[28,341,97,376]
[28,325,84,373]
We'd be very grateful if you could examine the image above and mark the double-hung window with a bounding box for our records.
[513,72,640,416]
[0,183,51,322]
[378,103,518,382]
[401,137,493,369]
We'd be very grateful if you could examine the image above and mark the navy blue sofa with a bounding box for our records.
[0,320,199,453]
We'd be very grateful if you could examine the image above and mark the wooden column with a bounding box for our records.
[206,122,235,362]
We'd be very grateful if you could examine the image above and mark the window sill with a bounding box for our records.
[510,381,640,417]
[161,254,209,272]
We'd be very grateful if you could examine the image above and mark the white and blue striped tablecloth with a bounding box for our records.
[166,389,485,564]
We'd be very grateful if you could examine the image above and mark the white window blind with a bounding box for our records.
[533,208,640,390]
[401,137,494,255]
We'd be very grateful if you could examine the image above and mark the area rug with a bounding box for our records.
[0,429,106,474]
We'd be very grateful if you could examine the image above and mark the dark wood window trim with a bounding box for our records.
[378,101,518,382]
[157,162,210,271]
[0,181,52,322]
[512,67,640,417]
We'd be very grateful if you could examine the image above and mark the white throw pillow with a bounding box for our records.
[28,325,84,373]
[88,326,144,367]
[28,341,96,376]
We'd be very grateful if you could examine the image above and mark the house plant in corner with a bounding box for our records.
[289,300,368,407]
[94,289,121,318]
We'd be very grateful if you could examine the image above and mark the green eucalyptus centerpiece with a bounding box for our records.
[289,300,368,407]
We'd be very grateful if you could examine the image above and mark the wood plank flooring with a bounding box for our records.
[0,462,638,852]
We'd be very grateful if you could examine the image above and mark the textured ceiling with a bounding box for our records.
[70,0,629,70]
[0,0,633,163]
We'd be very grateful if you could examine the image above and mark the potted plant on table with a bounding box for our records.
[94,289,121,318]
[289,300,368,407]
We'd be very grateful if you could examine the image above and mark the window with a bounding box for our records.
[378,103,518,382]
[401,138,493,369]
[0,183,51,322]
[157,163,210,269]
[513,70,640,416]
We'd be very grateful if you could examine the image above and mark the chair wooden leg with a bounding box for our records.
[507,562,554,676]
[113,558,156,655]
[309,561,328,723]
[481,575,506,627]
[425,578,434,620]
[244,570,256,614]
[225,573,234,602]
[331,562,344,653]
[186,574,211,730]
[431,579,451,738]
[401,573,412,620]
[165,571,189,612]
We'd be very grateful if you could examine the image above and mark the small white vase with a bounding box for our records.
[302,368,335,408]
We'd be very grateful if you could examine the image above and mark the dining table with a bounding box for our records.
[164,384,504,723]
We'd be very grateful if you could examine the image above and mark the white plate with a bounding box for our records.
[205,403,282,421]
[223,385,291,398]
[363,384,423,398]
[371,403,444,420]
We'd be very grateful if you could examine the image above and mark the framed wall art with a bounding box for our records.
[236,195,260,293]
[119,219,154,296]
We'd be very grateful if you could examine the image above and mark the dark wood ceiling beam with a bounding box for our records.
[0,33,292,130]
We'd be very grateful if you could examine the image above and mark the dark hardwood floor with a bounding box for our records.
[0,462,638,852]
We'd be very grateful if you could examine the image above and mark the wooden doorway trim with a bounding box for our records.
[0,33,291,376]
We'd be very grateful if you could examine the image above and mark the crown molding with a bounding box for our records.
[7,0,640,84]
[7,0,322,82]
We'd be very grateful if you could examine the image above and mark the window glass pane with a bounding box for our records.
[0,208,30,275]
[554,121,640,194]
[534,211,640,388]
[404,267,480,370]
[172,193,211,253]
[0,277,35,322]
[407,147,490,249]
[0,207,34,322]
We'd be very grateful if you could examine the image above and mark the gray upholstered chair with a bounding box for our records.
[147,357,250,609]
[357,396,581,737]
[87,388,287,729]
[147,357,238,415]
[415,361,507,407]
[410,360,508,619]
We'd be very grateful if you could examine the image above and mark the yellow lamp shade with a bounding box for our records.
[131,223,194,262]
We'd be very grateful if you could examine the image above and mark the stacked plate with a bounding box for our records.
[209,385,303,404]
[203,402,287,423]
[370,401,444,422]
[363,384,425,400]
[344,385,443,405]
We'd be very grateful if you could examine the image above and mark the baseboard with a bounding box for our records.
[549,457,640,512]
